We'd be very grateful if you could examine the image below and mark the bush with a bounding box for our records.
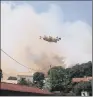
[18,78,33,86]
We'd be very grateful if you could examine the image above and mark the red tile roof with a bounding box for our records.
[72,77,92,83]
[0,82,52,95]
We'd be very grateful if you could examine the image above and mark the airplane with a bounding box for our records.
[39,35,61,43]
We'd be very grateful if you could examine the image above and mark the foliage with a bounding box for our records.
[81,61,92,76]
[8,76,17,80]
[69,61,92,78]
[48,66,71,92]
[65,61,92,94]
[72,80,92,96]
[18,78,33,86]
[43,78,51,91]
[33,72,45,89]
[46,61,92,94]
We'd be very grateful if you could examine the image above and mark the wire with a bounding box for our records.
[1,49,54,74]
[1,49,37,71]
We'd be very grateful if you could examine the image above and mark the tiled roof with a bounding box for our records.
[72,77,92,83]
[0,82,52,95]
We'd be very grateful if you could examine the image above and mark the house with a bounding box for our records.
[17,72,33,83]
[72,76,92,83]
[0,82,54,96]
[72,76,92,96]
[1,79,17,84]
[1,75,17,84]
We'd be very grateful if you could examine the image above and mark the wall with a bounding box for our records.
[17,75,33,83]
[1,80,17,84]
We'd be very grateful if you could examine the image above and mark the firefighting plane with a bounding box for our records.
[39,35,61,43]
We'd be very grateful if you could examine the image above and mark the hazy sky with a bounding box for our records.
[1,1,92,77]
[3,1,92,26]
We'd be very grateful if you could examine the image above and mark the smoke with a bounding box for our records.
[1,2,92,76]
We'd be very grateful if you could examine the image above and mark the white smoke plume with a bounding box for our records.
[1,2,92,77]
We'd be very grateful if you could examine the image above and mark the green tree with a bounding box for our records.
[48,66,70,92]
[18,78,33,86]
[81,61,92,76]
[33,72,45,89]
[69,61,92,78]
[46,61,92,94]
[43,78,51,90]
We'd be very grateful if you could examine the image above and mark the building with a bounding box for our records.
[72,76,92,96]
[0,82,53,96]
[72,76,92,83]
[1,79,17,84]
[17,72,33,83]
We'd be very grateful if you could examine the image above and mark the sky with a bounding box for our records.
[3,1,92,26]
[1,1,92,78]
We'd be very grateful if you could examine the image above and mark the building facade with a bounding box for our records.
[17,72,33,83]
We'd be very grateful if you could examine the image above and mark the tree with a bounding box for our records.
[72,80,92,96]
[0,69,3,82]
[81,61,92,76]
[48,66,70,92]
[45,61,92,94]
[33,72,45,89]
[18,78,33,86]
[69,61,92,78]
[43,78,51,90]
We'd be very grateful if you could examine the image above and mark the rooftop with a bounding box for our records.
[0,82,52,95]
[72,77,92,83]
